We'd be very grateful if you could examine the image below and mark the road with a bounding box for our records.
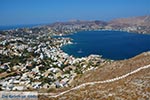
[39,64,150,98]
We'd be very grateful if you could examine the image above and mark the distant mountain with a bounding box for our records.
[2,15,150,34]
[105,15,150,33]
[49,20,107,27]
[109,15,150,26]
[47,16,150,34]
[48,15,150,28]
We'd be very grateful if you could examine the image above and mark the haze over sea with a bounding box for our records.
[61,31,150,60]
[0,24,42,31]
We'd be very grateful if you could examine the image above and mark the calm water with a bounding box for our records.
[0,24,41,31]
[61,31,150,60]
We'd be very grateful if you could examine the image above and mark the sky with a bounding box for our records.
[0,0,150,26]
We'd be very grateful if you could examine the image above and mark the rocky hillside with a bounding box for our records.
[48,15,150,34]
[39,51,150,100]
[107,15,150,33]
[110,16,150,26]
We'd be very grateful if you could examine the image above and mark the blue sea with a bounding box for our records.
[61,31,150,60]
[0,24,41,31]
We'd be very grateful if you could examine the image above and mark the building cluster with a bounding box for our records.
[0,25,108,91]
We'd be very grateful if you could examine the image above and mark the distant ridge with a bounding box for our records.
[109,15,150,26]
[47,15,150,34]
[1,15,150,34]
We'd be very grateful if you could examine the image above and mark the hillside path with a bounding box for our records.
[39,64,150,98]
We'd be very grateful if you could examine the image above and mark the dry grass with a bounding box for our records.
[39,52,150,100]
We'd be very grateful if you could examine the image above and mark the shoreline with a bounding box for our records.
[56,30,150,60]
[0,16,150,93]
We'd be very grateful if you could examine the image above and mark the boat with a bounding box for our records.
[77,49,83,53]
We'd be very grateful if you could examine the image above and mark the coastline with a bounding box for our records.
[58,30,150,60]
[38,51,150,100]
[0,16,150,93]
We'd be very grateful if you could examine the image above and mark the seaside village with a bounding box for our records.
[0,25,109,91]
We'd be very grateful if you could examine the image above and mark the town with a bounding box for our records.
[0,18,149,91]
[0,21,108,91]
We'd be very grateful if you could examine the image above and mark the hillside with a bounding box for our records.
[39,51,150,100]
[47,15,150,34]
[107,15,150,33]
[110,16,150,26]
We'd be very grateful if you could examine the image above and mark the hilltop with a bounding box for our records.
[1,15,150,35]
[108,15,150,33]
[47,15,150,34]
[109,16,150,26]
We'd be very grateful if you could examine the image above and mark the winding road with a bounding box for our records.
[39,64,150,98]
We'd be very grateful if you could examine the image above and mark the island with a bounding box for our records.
[0,15,150,100]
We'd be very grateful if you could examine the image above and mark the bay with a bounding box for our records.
[61,31,150,60]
